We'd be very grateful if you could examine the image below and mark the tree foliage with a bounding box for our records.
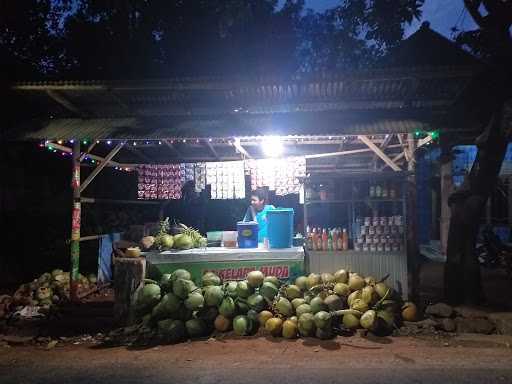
[1,0,424,79]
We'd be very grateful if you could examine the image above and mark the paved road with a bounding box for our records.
[1,335,512,384]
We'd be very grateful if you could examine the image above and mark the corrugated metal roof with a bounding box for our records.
[16,115,431,140]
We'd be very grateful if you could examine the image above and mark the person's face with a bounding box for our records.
[251,196,264,212]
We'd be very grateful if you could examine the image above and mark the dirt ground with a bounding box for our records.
[1,334,512,384]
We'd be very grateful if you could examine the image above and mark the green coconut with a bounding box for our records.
[258,310,274,327]
[151,292,181,319]
[347,290,362,307]
[247,271,265,288]
[375,282,392,298]
[259,282,278,301]
[202,272,221,287]
[224,281,238,298]
[160,273,173,293]
[314,311,332,330]
[342,313,360,329]
[377,310,395,328]
[265,317,283,337]
[197,306,219,324]
[350,298,369,313]
[285,285,302,300]
[247,294,266,312]
[324,294,344,311]
[361,286,378,306]
[184,291,204,311]
[303,292,314,304]
[160,234,174,249]
[289,316,298,324]
[157,319,186,343]
[233,315,252,336]
[310,296,327,314]
[173,234,193,250]
[172,279,197,299]
[306,273,321,289]
[348,274,366,291]
[177,305,193,322]
[236,300,250,314]
[334,283,350,297]
[51,269,64,279]
[360,310,377,330]
[334,269,349,284]
[219,297,236,318]
[171,269,191,282]
[214,314,232,332]
[185,318,207,338]
[295,303,312,318]
[320,273,335,284]
[291,298,306,309]
[282,319,298,339]
[275,297,293,317]
[263,276,281,288]
[298,313,316,337]
[136,283,161,313]
[236,280,254,299]
[203,285,224,307]
[295,276,308,291]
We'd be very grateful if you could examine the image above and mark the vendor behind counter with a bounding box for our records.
[243,189,275,243]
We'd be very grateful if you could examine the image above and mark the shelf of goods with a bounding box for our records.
[304,172,409,297]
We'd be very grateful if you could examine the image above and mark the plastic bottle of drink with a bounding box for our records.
[311,227,318,251]
[306,226,312,250]
[328,229,333,251]
[342,228,349,251]
[316,228,323,251]
[336,227,344,250]
[332,228,339,251]
[322,228,328,251]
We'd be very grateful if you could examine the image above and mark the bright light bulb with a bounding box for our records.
[261,136,283,158]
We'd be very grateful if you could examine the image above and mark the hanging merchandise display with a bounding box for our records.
[246,157,306,196]
[137,164,183,200]
[206,161,245,200]
[194,163,207,193]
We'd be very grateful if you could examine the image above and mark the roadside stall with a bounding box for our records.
[8,63,474,309]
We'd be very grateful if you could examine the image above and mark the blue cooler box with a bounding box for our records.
[237,221,259,248]
[267,208,294,248]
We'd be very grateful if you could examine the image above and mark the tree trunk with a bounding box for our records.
[445,102,510,305]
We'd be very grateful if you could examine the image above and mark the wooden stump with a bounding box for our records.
[113,257,145,326]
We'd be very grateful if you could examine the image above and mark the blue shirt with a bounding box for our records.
[244,205,275,242]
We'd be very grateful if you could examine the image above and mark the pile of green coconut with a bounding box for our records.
[124,269,418,344]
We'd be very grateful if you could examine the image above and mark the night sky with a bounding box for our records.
[300,0,477,38]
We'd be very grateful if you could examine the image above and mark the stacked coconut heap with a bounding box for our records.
[0,270,98,319]
[140,218,207,253]
[124,268,418,344]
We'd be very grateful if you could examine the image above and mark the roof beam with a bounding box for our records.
[205,141,220,160]
[232,138,252,159]
[358,135,401,171]
[379,151,406,171]
[79,142,124,193]
[46,90,85,117]
[47,142,125,167]
[79,142,97,162]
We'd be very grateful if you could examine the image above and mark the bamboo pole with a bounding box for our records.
[70,140,81,302]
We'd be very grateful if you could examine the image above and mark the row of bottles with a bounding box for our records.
[368,181,398,199]
[305,226,349,251]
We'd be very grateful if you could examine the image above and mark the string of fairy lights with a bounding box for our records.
[38,130,439,172]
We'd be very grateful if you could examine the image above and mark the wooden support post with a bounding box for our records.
[440,157,453,256]
[358,135,402,171]
[79,142,124,193]
[70,140,81,302]
[406,133,419,301]
[114,257,146,326]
